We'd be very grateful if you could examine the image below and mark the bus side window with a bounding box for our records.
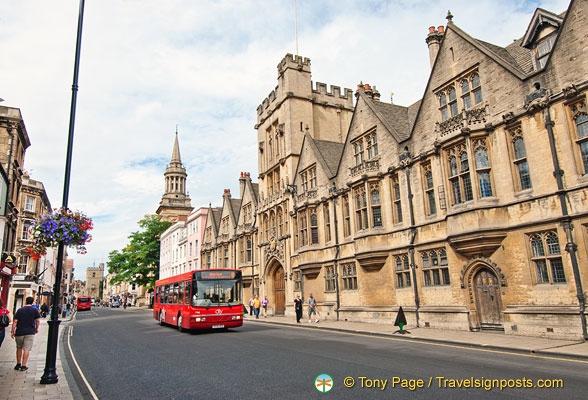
[174,283,179,304]
[185,281,190,305]
[179,282,184,305]
[166,284,171,304]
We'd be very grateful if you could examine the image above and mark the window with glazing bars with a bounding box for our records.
[355,188,368,230]
[325,266,336,292]
[571,102,588,173]
[371,187,382,227]
[422,164,436,215]
[341,263,358,290]
[422,249,450,286]
[511,128,532,190]
[310,211,319,244]
[530,231,565,284]
[474,140,493,198]
[396,255,411,288]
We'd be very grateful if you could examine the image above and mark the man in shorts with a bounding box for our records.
[11,296,41,371]
[308,293,319,323]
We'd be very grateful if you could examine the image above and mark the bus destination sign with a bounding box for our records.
[197,270,241,280]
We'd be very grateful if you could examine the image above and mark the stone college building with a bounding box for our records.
[200,1,588,340]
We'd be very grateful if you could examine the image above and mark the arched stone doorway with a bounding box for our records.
[473,268,503,328]
[273,267,285,314]
[460,257,506,331]
[267,259,286,315]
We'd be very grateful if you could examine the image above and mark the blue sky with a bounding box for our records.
[0,0,570,279]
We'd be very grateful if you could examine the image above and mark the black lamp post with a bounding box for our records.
[41,0,85,384]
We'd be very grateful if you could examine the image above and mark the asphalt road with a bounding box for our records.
[64,307,588,400]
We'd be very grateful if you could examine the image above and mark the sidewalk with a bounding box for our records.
[245,314,588,361]
[0,315,74,400]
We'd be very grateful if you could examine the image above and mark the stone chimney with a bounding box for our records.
[426,25,445,68]
[355,82,381,101]
[239,172,247,199]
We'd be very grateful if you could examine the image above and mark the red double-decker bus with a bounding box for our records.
[77,296,91,311]
[153,269,243,331]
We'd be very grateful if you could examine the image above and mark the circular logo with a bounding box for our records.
[215,309,223,314]
[315,374,333,393]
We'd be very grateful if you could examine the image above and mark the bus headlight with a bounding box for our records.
[195,317,201,322]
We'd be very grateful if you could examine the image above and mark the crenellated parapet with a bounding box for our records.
[312,81,354,107]
[277,53,311,76]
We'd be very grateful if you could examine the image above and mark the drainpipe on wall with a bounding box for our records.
[3,123,15,254]
[330,184,341,321]
[543,105,587,340]
[400,148,420,328]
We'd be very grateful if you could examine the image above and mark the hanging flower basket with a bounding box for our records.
[26,208,93,260]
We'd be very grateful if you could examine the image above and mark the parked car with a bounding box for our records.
[111,300,120,308]
[91,299,96,306]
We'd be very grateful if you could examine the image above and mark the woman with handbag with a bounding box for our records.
[0,299,12,348]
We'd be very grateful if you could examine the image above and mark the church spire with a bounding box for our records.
[171,126,182,164]
[156,127,193,222]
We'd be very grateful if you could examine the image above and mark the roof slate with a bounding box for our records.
[313,139,345,178]
[230,198,241,223]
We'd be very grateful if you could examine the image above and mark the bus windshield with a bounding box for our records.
[191,279,242,307]
[78,298,90,303]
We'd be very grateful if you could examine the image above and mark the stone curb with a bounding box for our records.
[247,319,588,362]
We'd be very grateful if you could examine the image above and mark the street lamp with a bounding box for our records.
[41,0,85,385]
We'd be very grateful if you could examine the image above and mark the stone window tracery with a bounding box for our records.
[325,266,336,292]
[571,101,588,173]
[510,127,532,191]
[422,162,436,215]
[369,182,382,228]
[341,262,358,290]
[395,254,411,288]
[421,248,450,286]
[391,174,403,223]
[529,231,565,284]
[352,130,378,166]
[354,186,368,231]
[474,139,493,198]
[447,143,473,205]
[342,194,351,237]
[324,204,331,242]
[438,71,483,121]
[310,210,319,245]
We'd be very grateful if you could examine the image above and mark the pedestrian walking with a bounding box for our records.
[248,297,254,316]
[0,299,11,348]
[40,303,49,318]
[11,296,41,371]
[262,296,269,317]
[253,295,261,319]
[308,293,319,323]
[66,302,71,317]
[294,295,303,324]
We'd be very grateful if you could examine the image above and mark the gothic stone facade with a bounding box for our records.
[203,1,588,340]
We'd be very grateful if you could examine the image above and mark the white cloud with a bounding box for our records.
[0,0,571,279]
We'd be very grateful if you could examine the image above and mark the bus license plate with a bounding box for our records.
[212,324,225,329]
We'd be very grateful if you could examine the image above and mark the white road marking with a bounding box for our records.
[67,325,100,400]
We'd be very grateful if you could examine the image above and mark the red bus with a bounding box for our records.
[77,296,91,311]
[154,269,243,331]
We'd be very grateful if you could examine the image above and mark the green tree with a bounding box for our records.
[107,215,171,291]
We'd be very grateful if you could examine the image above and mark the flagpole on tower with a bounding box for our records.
[294,0,299,55]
